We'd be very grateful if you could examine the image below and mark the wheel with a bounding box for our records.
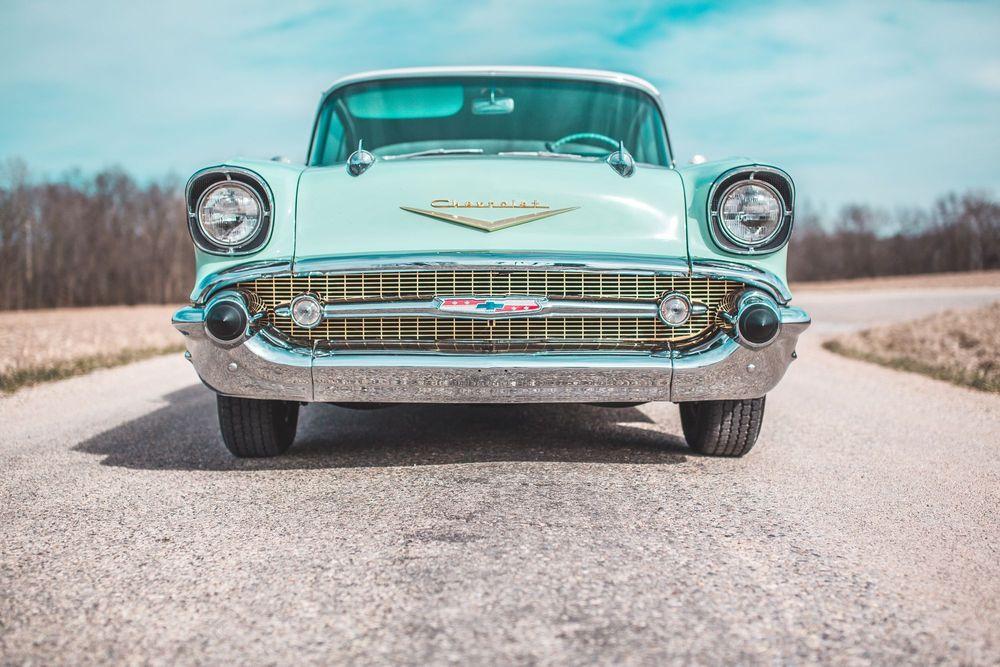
[678,397,766,457]
[216,395,299,458]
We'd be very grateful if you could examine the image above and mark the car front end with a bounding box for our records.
[173,67,810,457]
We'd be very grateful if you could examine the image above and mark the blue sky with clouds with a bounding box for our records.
[1,0,998,209]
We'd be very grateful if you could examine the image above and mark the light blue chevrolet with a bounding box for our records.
[173,67,810,458]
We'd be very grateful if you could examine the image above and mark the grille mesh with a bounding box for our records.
[237,270,742,351]
[240,271,737,304]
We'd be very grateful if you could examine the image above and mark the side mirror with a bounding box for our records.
[606,140,635,178]
[346,140,375,177]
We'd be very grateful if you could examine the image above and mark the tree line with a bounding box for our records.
[0,159,998,310]
[788,192,1000,281]
[0,160,192,310]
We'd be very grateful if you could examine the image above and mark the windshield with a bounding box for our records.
[308,76,670,167]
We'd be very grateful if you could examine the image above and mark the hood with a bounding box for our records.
[292,158,688,264]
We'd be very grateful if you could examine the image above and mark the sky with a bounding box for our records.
[1,0,999,210]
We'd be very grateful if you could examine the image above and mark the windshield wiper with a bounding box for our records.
[382,148,484,160]
[497,151,596,160]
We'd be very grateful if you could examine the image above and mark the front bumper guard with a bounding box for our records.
[173,307,809,403]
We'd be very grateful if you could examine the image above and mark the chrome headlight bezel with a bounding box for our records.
[196,181,264,248]
[186,167,274,255]
[716,180,785,248]
[707,167,794,255]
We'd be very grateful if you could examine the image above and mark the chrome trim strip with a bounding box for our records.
[292,252,692,276]
[308,340,664,353]
[192,259,292,305]
[192,252,793,306]
[688,259,792,303]
[274,298,659,320]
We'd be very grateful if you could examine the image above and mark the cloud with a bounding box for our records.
[630,0,1000,208]
[0,0,997,208]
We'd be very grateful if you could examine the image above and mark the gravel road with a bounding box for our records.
[2,288,998,665]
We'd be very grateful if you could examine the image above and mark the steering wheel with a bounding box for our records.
[547,132,620,153]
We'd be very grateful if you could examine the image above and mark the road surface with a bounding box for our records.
[1,287,998,664]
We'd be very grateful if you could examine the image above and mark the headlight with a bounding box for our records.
[718,182,783,246]
[197,182,263,246]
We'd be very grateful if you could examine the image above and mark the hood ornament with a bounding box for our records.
[346,140,375,177]
[606,140,635,178]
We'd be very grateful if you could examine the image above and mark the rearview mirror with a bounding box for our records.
[472,89,514,115]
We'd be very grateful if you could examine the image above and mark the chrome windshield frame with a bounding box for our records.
[306,66,675,168]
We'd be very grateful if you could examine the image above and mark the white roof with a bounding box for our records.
[323,66,661,99]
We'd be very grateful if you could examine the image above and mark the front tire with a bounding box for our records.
[679,397,765,457]
[217,395,299,458]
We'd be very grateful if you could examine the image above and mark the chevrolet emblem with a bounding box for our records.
[400,201,578,232]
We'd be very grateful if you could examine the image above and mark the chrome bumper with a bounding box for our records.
[173,306,809,403]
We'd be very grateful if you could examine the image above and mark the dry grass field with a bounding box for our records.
[0,305,182,392]
[825,300,1000,393]
[793,269,1000,292]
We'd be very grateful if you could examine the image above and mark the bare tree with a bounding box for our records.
[788,192,1000,282]
[0,161,192,310]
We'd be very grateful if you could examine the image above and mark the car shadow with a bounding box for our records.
[74,384,689,471]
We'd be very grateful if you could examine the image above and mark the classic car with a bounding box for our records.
[172,66,810,458]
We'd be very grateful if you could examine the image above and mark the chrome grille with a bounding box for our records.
[237,270,743,351]
[241,271,737,304]
[272,316,705,351]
